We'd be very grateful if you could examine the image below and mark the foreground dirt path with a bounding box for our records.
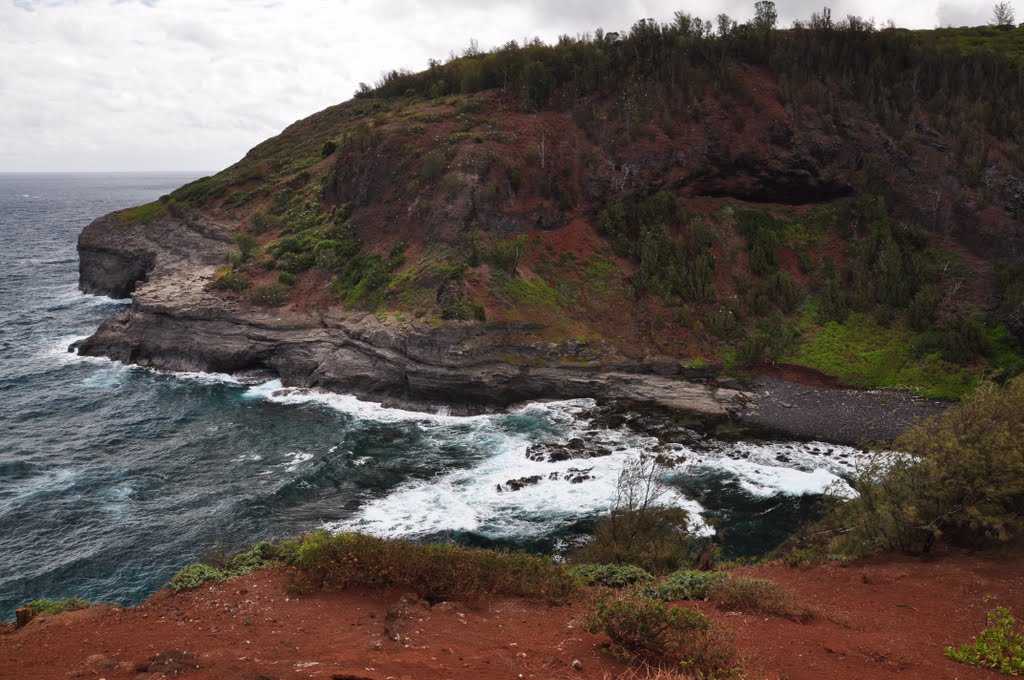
[2,550,1022,680]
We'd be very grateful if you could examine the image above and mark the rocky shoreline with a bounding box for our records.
[74,211,948,446]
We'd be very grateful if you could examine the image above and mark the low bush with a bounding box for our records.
[945,606,1024,676]
[573,457,702,574]
[570,563,653,588]
[169,541,286,592]
[248,282,291,307]
[289,531,576,602]
[808,375,1024,556]
[440,299,486,321]
[707,576,810,621]
[583,592,735,674]
[211,266,249,292]
[169,563,228,592]
[23,597,92,615]
[637,569,725,602]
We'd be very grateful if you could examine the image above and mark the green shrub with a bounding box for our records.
[212,267,250,292]
[278,271,297,286]
[168,541,287,593]
[24,597,92,615]
[638,569,725,601]
[233,233,260,261]
[249,282,291,307]
[440,299,486,321]
[251,210,276,235]
[421,150,446,182]
[707,576,810,621]
[169,563,228,592]
[117,201,166,226]
[583,593,735,674]
[804,376,1024,558]
[487,236,526,276]
[289,531,576,602]
[570,563,653,588]
[572,457,701,574]
[945,606,1024,676]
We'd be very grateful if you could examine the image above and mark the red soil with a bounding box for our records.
[3,549,1022,680]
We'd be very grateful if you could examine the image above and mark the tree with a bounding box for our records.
[754,1,779,30]
[991,1,1016,26]
[572,456,701,573]
[807,376,1024,556]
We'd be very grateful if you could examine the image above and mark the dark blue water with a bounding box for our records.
[0,174,861,620]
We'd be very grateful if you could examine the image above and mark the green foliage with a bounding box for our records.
[421,150,446,181]
[946,606,1024,676]
[278,270,297,286]
[573,457,701,574]
[706,576,810,620]
[24,597,92,615]
[500,277,564,309]
[116,201,166,226]
[734,315,800,367]
[598,193,714,302]
[794,313,979,398]
[570,563,653,588]
[582,592,735,673]
[735,210,783,276]
[233,233,260,261]
[212,267,250,292]
[637,569,726,601]
[169,563,227,592]
[289,531,576,601]
[440,299,487,321]
[812,376,1024,556]
[248,282,291,306]
[486,235,526,276]
[321,139,338,157]
[169,541,289,592]
[251,210,278,235]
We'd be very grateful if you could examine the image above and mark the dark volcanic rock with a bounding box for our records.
[525,442,612,463]
[73,210,952,445]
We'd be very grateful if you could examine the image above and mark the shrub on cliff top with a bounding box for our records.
[945,605,1024,676]
[636,569,726,602]
[169,563,228,592]
[24,597,92,616]
[582,592,735,674]
[570,563,653,588]
[706,576,811,621]
[804,375,1024,557]
[288,531,576,602]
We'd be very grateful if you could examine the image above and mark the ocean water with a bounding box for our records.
[0,173,864,620]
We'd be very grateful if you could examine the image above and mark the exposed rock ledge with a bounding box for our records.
[73,212,945,445]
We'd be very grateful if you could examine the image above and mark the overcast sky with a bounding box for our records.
[0,0,1005,172]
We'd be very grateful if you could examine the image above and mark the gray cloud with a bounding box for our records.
[0,0,1000,172]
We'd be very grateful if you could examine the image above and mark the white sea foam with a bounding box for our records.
[239,379,871,541]
[283,451,314,472]
[242,379,493,425]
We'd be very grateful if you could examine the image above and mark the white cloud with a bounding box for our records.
[0,0,989,171]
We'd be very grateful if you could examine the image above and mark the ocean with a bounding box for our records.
[0,173,861,620]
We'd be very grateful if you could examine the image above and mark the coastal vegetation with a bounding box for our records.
[789,374,1024,557]
[109,1,1021,399]
[946,605,1024,676]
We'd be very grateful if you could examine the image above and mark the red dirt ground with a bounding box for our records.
[3,548,1022,680]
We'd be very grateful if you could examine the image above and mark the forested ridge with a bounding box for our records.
[121,4,1024,398]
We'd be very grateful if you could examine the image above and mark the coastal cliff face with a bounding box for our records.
[74,207,954,445]
[74,210,743,419]
[72,22,1024,440]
